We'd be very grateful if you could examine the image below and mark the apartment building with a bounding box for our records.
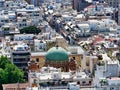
[105,0,119,8]
[11,44,31,79]
[16,5,41,26]
[118,0,120,25]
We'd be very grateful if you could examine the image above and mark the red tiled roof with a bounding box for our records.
[86,5,95,8]
[93,36,104,44]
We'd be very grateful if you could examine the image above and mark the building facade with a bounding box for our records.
[72,0,91,11]
[11,44,31,79]
[2,83,28,90]
[30,46,84,71]
[118,0,120,25]
[105,0,119,8]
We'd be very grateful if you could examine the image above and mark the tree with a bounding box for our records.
[0,56,11,69]
[100,79,106,86]
[0,56,25,90]
[0,68,5,89]
[4,64,25,83]
[20,26,41,34]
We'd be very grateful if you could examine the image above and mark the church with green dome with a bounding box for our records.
[45,46,69,72]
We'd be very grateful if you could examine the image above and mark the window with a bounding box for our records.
[19,24,21,27]
[23,19,26,22]
[82,81,86,84]
[73,57,75,60]
[1,20,3,22]
[109,2,112,5]
[110,87,114,90]
[81,55,83,59]
[86,62,89,66]
[36,58,39,62]
[24,23,26,26]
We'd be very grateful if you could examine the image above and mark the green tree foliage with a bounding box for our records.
[0,56,11,69]
[0,56,25,90]
[4,64,25,83]
[0,68,5,89]
[20,26,41,34]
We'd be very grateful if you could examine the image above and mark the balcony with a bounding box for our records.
[13,55,30,58]
[12,49,31,53]
[13,61,28,64]
[12,52,30,55]
[15,63,28,68]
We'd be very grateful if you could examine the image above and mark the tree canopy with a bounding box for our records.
[0,56,25,90]
[20,26,41,34]
[0,56,11,69]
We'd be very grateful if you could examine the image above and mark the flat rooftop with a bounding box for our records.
[31,52,46,56]
[110,77,120,80]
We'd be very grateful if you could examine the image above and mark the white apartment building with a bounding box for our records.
[0,0,5,10]
[118,1,120,25]
[28,66,91,90]
[105,77,120,90]
[93,54,120,89]
[105,0,119,8]
[0,15,9,27]
[16,5,41,26]
[76,23,90,37]
[14,34,35,42]
[34,39,46,52]
[88,19,117,32]
[5,0,28,11]
[1,23,19,35]
[96,77,120,90]
[17,16,30,29]
[0,10,17,26]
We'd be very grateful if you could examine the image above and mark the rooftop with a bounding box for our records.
[2,83,28,90]
[45,46,69,61]
[31,52,46,56]
[110,77,120,80]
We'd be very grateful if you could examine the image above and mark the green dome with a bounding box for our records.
[45,47,68,61]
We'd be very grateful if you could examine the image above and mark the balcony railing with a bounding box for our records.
[13,55,30,58]
[13,61,28,64]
